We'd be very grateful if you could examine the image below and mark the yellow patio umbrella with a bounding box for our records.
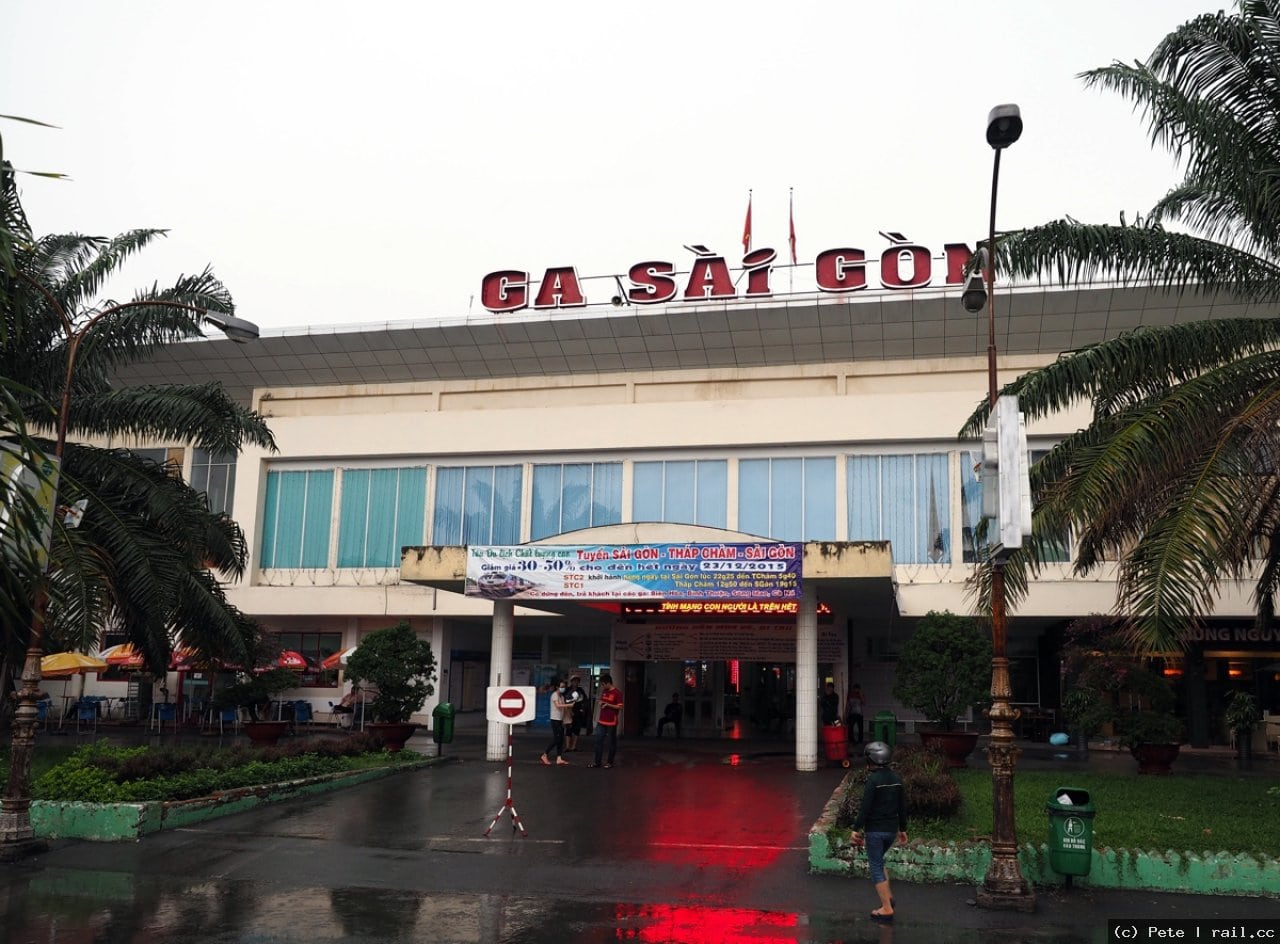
[40,651,108,678]
[39,651,108,729]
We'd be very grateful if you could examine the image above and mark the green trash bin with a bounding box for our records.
[432,702,456,749]
[1046,786,1095,879]
[871,710,897,747]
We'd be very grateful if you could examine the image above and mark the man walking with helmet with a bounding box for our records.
[849,740,907,922]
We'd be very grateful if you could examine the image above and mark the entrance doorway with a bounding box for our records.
[623,660,794,740]
[747,662,796,736]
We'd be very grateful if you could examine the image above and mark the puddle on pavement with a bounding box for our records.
[3,871,1093,944]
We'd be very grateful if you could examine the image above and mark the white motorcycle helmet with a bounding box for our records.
[864,740,893,766]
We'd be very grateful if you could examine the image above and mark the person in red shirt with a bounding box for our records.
[590,674,624,768]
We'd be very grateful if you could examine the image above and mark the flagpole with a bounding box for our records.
[788,187,796,295]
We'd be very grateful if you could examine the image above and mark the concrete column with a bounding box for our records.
[486,600,514,762]
[426,617,449,715]
[795,583,818,771]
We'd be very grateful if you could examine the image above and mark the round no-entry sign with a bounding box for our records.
[498,689,525,718]
[486,685,536,724]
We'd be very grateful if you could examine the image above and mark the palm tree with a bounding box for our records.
[0,180,277,679]
[962,1,1280,653]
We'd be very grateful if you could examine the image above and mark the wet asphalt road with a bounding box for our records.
[1,727,1277,943]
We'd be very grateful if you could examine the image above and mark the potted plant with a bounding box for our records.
[343,621,437,752]
[214,668,300,746]
[1224,690,1260,765]
[1061,615,1184,773]
[892,610,992,767]
[1113,666,1183,774]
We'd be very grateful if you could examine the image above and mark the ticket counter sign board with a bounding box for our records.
[487,686,536,724]
[465,542,802,601]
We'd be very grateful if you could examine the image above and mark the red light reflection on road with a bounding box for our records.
[613,902,799,943]
[636,769,793,870]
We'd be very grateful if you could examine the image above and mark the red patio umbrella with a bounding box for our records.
[99,643,146,669]
[320,646,357,671]
[168,646,235,671]
[267,650,309,671]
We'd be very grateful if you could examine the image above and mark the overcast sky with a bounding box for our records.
[3,1,1216,334]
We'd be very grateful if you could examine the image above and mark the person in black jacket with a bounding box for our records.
[820,681,840,726]
[565,675,589,751]
[850,741,907,921]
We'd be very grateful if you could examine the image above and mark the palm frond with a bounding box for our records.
[995,221,1280,301]
[960,320,1280,437]
[67,383,276,453]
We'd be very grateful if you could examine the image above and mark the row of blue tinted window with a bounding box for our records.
[259,455,976,569]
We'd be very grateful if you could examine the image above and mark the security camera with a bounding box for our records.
[986,104,1023,150]
[961,270,988,313]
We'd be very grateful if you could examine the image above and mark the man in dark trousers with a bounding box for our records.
[590,674,624,768]
[820,681,840,726]
[845,682,866,743]
[850,741,907,922]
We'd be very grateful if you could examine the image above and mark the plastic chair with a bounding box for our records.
[293,700,313,729]
[35,699,51,732]
[151,702,178,733]
[75,700,98,734]
[218,706,240,735]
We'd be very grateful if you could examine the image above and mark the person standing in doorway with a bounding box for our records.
[846,683,866,744]
[541,678,572,766]
[590,674,624,768]
[850,740,907,922]
[565,675,588,752]
[820,681,840,726]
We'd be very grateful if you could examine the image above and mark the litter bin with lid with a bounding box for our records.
[871,710,897,747]
[1046,786,1095,882]
[432,702,456,754]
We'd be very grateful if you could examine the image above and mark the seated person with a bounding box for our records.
[656,694,682,738]
[332,689,359,726]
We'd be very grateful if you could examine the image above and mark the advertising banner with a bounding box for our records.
[465,542,803,601]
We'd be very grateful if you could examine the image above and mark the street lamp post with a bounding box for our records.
[963,103,1037,912]
[0,281,258,859]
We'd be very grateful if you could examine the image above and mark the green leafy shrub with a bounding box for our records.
[834,744,962,828]
[34,756,130,803]
[32,734,411,803]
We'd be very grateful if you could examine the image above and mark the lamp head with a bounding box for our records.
[203,312,260,343]
[986,104,1022,150]
[961,246,989,313]
[961,272,988,313]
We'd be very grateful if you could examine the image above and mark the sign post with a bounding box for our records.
[483,685,535,837]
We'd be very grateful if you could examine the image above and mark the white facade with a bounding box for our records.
[86,283,1277,761]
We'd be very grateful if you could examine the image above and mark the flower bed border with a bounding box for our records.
[31,757,440,842]
[809,776,1278,898]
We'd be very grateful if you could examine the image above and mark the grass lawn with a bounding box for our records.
[910,767,1280,858]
